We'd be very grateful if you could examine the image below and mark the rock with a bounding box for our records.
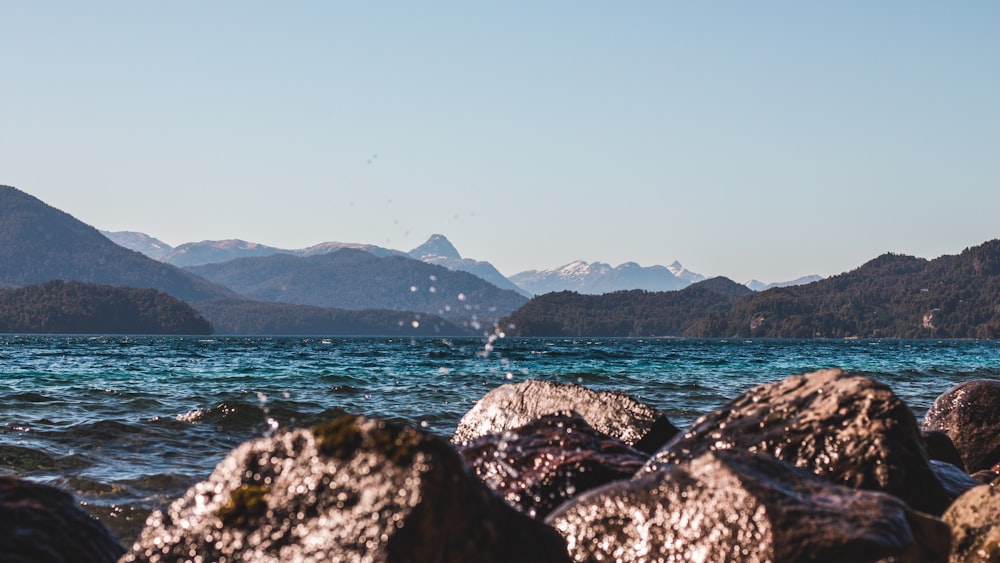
[646,368,951,515]
[969,470,1000,485]
[942,484,1000,562]
[930,460,981,503]
[923,379,1000,473]
[923,430,967,472]
[457,411,649,518]
[0,476,125,563]
[545,449,950,562]
[122,414,569,563]
[452,379,678,454]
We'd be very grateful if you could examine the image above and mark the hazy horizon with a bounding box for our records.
[4,3,997,283]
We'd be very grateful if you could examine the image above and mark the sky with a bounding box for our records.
[2,2,998,284]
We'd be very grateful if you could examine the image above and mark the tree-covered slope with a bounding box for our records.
[0,186,235,302]
[0,280,213,334]
[504,277,753,336]
[505,240,1000,339]
[692,240,1000,339]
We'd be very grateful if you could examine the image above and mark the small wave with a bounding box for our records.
[2,392,58,403]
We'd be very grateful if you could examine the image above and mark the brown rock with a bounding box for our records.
[923,429,967,472]
[923,379,1000,473]
[458,411,649,518]
[123,415,569,563]
[0,476,125,563]
[646,368,951,515]
[452,379,678,454]
[546,449,950,562]
[942,484,1000,562]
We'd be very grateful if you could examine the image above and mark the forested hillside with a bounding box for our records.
[691,241,1000,339]
[0,186,234,302]
[0,281,213,334]
[505,240,1000,339]
[504,277,752,336]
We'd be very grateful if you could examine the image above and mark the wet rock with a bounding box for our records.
[923,379,1000,473]
[969,469,1000,485]
[942,484,1000,562]
[122,414,569,563]
[452,379,678,454]
[646,368,951,515]
[923,430,967,472]
[0,476,125,563]
[930,460,981,503]
[546,449,950,562]
[457,411,649,518]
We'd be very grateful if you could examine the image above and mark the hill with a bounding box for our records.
[690,241,1000,339]
[0,280,212,334]
[0,186,235,302]
[187,248,529,326]
[1,186,477,335]
[504,277,753,336]
[506,240,1000,339]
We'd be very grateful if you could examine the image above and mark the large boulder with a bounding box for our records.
[546,449,950,562]
[457,411,649,518]
[645,369,951,515]
[942,484,1000,562]
[922,379,1000,473]
[122,414,569,563]
[452,379,678,454]
[0,476,125,563]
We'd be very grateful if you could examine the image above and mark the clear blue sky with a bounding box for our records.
[3,2,998,283]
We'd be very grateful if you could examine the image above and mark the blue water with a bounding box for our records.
[1,335,999,542]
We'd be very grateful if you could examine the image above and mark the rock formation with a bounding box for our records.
[451,379,678,454]
[923,379,1000,473]
[0,476,125,563]
[546,449,950,562]
[645,369,950,515]
[122,415,569,563]
[457,411,649,518]
[942,484,1000,562]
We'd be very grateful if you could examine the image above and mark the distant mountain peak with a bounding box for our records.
[408,234,462,261]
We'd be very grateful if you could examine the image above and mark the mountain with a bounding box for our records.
[745,275,824,292]
[2,186,467,336]
[407,234,530,297]
[105,231,529,297]
[507,240,1000,339]
[186,248,529,326]
[510,260,700,296]
[101,231,174,261]
[504,277,753,337]
[691,241,1000,339]
[0,280,212,334]
[0,185,235,302]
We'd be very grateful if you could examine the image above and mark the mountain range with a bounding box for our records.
[0,185,470,335]
[6,184,999,338]
[103,232,819,297]
[505,242,1000,339]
